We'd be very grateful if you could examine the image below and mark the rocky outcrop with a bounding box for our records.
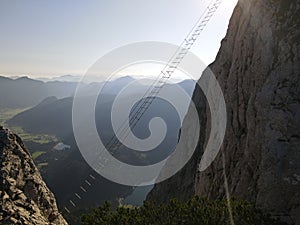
[0,126,68,225]
[148,0,300,224]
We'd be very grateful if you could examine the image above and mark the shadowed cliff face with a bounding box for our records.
[0,127,68,225]
[148,0,300,224]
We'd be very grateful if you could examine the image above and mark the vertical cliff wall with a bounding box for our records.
[0,127,68,225]
[148,0,300,224]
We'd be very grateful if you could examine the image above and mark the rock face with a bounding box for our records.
[0,127,68,225]
[148,0,300,224]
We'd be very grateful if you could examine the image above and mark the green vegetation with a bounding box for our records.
[8,125,57,144]
[37,162,48,170]
[0,108,57,144]
[81,196,287,225]
[31,151,46,160]
[0,108,28,124]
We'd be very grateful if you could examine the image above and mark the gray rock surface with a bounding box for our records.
[0,126,68,225]
[148,0,300,224]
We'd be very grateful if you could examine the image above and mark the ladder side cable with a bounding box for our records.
[104,0,223,156]
[64,0,224,213]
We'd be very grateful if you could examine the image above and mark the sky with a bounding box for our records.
[0,0,238,79]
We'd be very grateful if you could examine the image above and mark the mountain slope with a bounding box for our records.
[0,126,67,224]
[148,0,300,224]
[0,76,77,109]
[5,79,194,214]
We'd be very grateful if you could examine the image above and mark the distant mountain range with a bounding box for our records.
[36,75,83,82]
[0,75,195,109]
[8,78,195,165]
[2,74,83,82]
[0,76,77,108]
[6,75,196,210]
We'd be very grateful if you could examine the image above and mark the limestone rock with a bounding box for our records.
[149,0,300,224]
[0,127,68,225]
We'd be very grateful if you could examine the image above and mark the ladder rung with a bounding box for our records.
[100,0,223,157]
[175,56,184,60]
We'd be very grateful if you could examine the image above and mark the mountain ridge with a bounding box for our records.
[0,126,68,224]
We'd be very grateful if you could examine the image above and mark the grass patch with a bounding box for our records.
[0,108,57,144]
[0,108,28,124]
[7,125,57,144]
[37,162,48,170]
[32,151,46,160]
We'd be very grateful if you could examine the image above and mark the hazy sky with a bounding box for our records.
[0,0,238,78]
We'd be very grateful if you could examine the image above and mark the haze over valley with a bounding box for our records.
[1,1,299,225]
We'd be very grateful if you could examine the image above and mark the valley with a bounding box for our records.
[0,75,196,223]
[1,0,299,224]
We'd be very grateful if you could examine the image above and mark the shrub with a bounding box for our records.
[81,196,288,225]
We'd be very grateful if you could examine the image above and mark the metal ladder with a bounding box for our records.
[105,0,223,156]
[65,0,223,212]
